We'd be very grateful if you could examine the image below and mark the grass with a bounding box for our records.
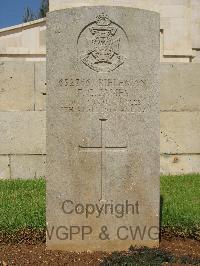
[0,175,199,238]
[0,179,45,232]
[161,174,200,238]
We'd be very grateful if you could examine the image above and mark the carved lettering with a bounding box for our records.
[58,76,149,113]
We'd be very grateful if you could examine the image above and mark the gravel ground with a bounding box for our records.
[0,237,199,265]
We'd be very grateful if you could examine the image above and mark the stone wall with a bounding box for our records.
[0,19,46,61]
[160,63,200,174]
[0,61,199,179]
[0,1,200,63]
[0,61,46,179]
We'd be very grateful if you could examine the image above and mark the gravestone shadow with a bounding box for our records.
[160,195,164,242]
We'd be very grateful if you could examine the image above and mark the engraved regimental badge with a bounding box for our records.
[78,13,127,73]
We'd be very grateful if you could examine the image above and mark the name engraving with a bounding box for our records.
[58,77,149,113]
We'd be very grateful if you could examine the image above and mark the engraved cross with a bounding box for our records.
[79,118,127,202]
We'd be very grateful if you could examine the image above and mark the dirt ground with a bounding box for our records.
[0,237,199,265]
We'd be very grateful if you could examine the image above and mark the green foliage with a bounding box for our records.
[23,7,36,23]
[22,0,49,23]
[38,0,49,19]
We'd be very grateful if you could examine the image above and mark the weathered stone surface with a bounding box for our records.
[161,154,200,175]
[0,62,34,111]
[47,7,160,251]
[10,155,46,179]
[0,111,46,154]
[49,0,200,62]
[49,0,158,11]
[160,112,200,154]
[161,63,200,111]
[0,156,10,179]
[35,62,46,110]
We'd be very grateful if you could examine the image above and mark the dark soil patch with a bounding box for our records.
[0,237,199,265]
[0,229,45,245]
